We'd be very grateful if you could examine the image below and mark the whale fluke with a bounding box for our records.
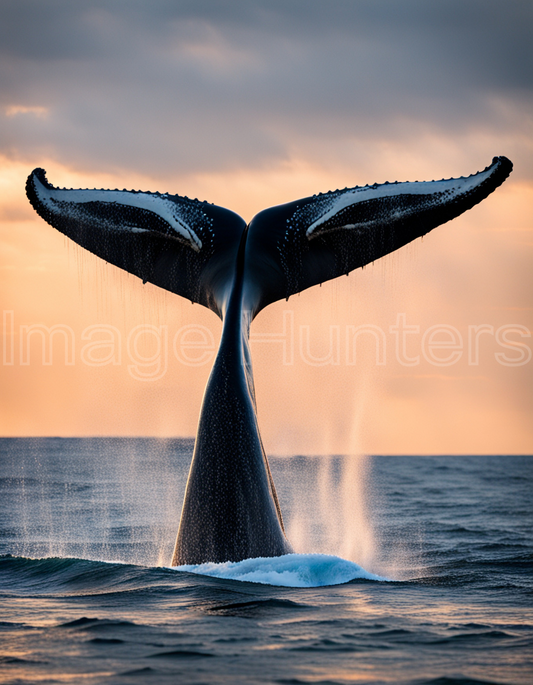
[27,157,512,318]
[26,156,512,565]
[26,168,246,318]
[243,156,513,315]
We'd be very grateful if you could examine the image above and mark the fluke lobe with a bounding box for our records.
[26,156,513,565]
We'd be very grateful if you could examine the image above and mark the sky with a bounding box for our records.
[0,0,532,454]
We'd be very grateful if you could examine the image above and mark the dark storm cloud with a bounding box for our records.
[0,0,531,175]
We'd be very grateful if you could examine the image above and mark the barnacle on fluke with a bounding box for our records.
[26,156,512,565]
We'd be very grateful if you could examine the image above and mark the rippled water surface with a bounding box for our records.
[0,439,531,684]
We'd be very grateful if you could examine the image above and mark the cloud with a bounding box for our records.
[0,0,531,178]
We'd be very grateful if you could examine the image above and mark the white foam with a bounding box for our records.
[172,552,389,587]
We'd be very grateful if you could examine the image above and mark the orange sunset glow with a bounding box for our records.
[1,4,532,454]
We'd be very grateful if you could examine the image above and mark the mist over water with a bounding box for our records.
[2,438,385,580]
[285,454,376,568]
[0,438,484,583]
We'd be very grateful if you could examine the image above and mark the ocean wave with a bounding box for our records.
[0,555,161,597]
[173,552,389,587]
[0,553,387,595]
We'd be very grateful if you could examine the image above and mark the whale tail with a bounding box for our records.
[26,156,512,318]
[26,157,512,564]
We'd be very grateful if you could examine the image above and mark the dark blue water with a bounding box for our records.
[0,439,531,684]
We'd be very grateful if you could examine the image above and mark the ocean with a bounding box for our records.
[0,438,531,684]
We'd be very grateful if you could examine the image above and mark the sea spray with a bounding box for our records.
[285,454,377,571]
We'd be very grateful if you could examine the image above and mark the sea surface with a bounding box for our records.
[0,438,531,684]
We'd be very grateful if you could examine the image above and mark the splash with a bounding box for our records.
[285,454,378,573]
[173,552,388,588]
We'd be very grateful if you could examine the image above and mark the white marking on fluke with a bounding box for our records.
[306,165,496,237]
[33,179,202,251]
